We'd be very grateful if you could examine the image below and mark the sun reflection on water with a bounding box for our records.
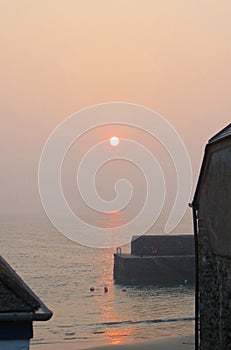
[92,211,134,345]
[97,295,134,345]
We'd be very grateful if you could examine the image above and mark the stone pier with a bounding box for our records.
[113,235,195,285]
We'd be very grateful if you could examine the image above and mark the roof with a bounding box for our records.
[208,123,231,144]
[192,123,231,207]
[0,256,52,321]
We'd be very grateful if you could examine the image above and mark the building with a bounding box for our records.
[192,124,231,349]
[0,255,52,350]
[114,235,195,285]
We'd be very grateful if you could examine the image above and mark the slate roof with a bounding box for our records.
[0,256,52,321]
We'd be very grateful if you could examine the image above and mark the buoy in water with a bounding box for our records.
[122,287,127,292]
[90,287,95,292]
[104,286,109,293]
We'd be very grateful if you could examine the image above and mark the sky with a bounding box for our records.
[1,1,231,230]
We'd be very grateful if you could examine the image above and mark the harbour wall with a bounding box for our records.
[114,235,195,285]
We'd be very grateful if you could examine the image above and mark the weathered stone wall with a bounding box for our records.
[114,235,195,285]
[114,253,195,285]
[198,220,231,349]
[199,146,231,257]
[196,144,231,349]
[131,235,194,256]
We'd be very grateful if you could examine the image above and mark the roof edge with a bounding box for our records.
[208,123,231,144]
[0,309,52,322]
[192,124,231,207]
[0,256,53,321]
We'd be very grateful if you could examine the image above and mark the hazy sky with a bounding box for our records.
[1,1,231,223]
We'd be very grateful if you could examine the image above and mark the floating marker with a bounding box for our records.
[104,286,109,293]
[122,287,127,292]
[90,287,95,292]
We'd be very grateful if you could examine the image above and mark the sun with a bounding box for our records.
[109,136,120,147]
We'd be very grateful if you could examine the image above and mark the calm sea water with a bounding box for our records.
[0,214,194,348]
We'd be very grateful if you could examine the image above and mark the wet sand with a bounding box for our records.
[31,334,194,350]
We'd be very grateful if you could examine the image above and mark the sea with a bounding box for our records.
[0,214,195,348]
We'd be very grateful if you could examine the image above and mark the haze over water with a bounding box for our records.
[1,214,194,348]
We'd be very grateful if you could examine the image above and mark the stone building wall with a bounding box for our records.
[198,220,231,349]
[196,142,231,349]
[192,126,231,349]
